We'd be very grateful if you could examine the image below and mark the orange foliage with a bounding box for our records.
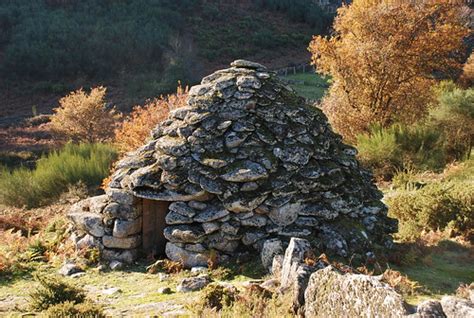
[50,86,121,142]
[114,84,188,153]
[309,0,469,141]
[460,52,474,88]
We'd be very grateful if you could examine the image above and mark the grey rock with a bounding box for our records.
[166,211,193,225]
[242,231,267,246]
[68,212,105,237]
[417,300,446,318]
[269,203,301,227]
[106,188,134,205]
[185,243,207,253]
[103,202,140,219]
[191,266,208,275]
[304,266,408,318]
[164,225,206,243]
[272,254,283,277]
[169,201,197,217]
[202,222,220,234]
[188,201,207,210]
[158,287,172,295]
[231,59,266,70]
[166,242,209,268]
[109,260,124,271]
[292,264,316,314]
[225,131,248,148]
[221,160,268,182]
[224,194,268,213]
[261,238,284,270]
[102,235,141,249]
[241,215,267,227]
[241,182,259,192]
[113,217,142,238]
[102,249,137,264]
[59,263,83,276]
[76,234,98,249]
[194,207,229,223]
[177,275,211,292]
[273,146,312,166]
[280,237,312,289]
[88,195,108,214]
[236,75,262,89]
[441,296,474,318]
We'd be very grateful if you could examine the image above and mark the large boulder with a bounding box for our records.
[440,296,474,318]
[304,266,409,318]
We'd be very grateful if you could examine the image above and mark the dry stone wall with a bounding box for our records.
[68,60,397,267]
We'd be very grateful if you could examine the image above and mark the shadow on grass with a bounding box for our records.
[391,239,474,297]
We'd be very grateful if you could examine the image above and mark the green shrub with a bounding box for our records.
[44,301,105,317]
[387,180,473,241]
[30,275,86,311]
[357,124,445,179]
[429,82,474,161]
[0,143,117,208]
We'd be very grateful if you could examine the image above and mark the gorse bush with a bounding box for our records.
[30,275,86,311]
[44,301,105,318]
[429,82,473,161]
[50,86,121,143]
[0,143,117,208]
[387,179,473,241]
[356,124,445,179]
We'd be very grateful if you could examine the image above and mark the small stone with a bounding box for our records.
[158,273,170,282]
[236,75,262,89]
[113,218,142,238]
[269,202,301,226]
[231,60,266,70]
[166,211,194,225]
[59,263,83,276]
[225,131,248,148]
[191,266,208,275]
[241,215,267,227]
[101,249,137,264]
[75,234,98,249]
[101,287,122,295]
[109,260,124,271]
[272,254,283,277]
[241,182,259,192]
[217,120,233,130]
[102,235,141,249]
[202,222,220,234]
[221,160,268,182]
[261,238,284,270]
[164,225,206,243]
[280,238,313,287]
[194,207,229,223]
[188,201,207,210]
[169,202,197,218]
[166,243,209,268]
[440,296,474,318]
[417,300,446,318]
[177,275,211,292]
[242,231,267,246]
[68,212,105,237]
[106,188,134,205]
[70,272,86,279]
[158,287,172,295]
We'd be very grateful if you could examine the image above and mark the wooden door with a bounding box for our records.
[142,199,169,257]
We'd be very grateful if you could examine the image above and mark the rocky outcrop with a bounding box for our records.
[68,59,397,266]
[304,266,409,318]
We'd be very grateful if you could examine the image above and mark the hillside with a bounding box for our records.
[0,0,333,126]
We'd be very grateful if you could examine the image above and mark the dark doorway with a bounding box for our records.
[141,199,169,258]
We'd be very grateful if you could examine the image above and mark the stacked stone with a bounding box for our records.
[68,189,142,264]
[69,60,397,267]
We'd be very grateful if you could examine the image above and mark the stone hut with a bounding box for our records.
[68,60,397,268]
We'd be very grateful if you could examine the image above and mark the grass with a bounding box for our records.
[0,259,268,316]
[393,240,474,305]
[281,72,329,101]
[0,143,117,208]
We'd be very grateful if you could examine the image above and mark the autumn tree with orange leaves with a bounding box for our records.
[114,85,188,153]
[309,0,469,141]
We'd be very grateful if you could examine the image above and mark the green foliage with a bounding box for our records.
[256,0,333,29]
[0,0,192,80]
[198,283,237,312]
[387,180,473,241]
[357,124,446,179]
[44,301,105,318]
[30,275,86,311]
[429,81,474,161]
[0,143,117,208]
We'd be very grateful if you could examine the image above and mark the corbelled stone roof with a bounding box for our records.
[104,60,397,264]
